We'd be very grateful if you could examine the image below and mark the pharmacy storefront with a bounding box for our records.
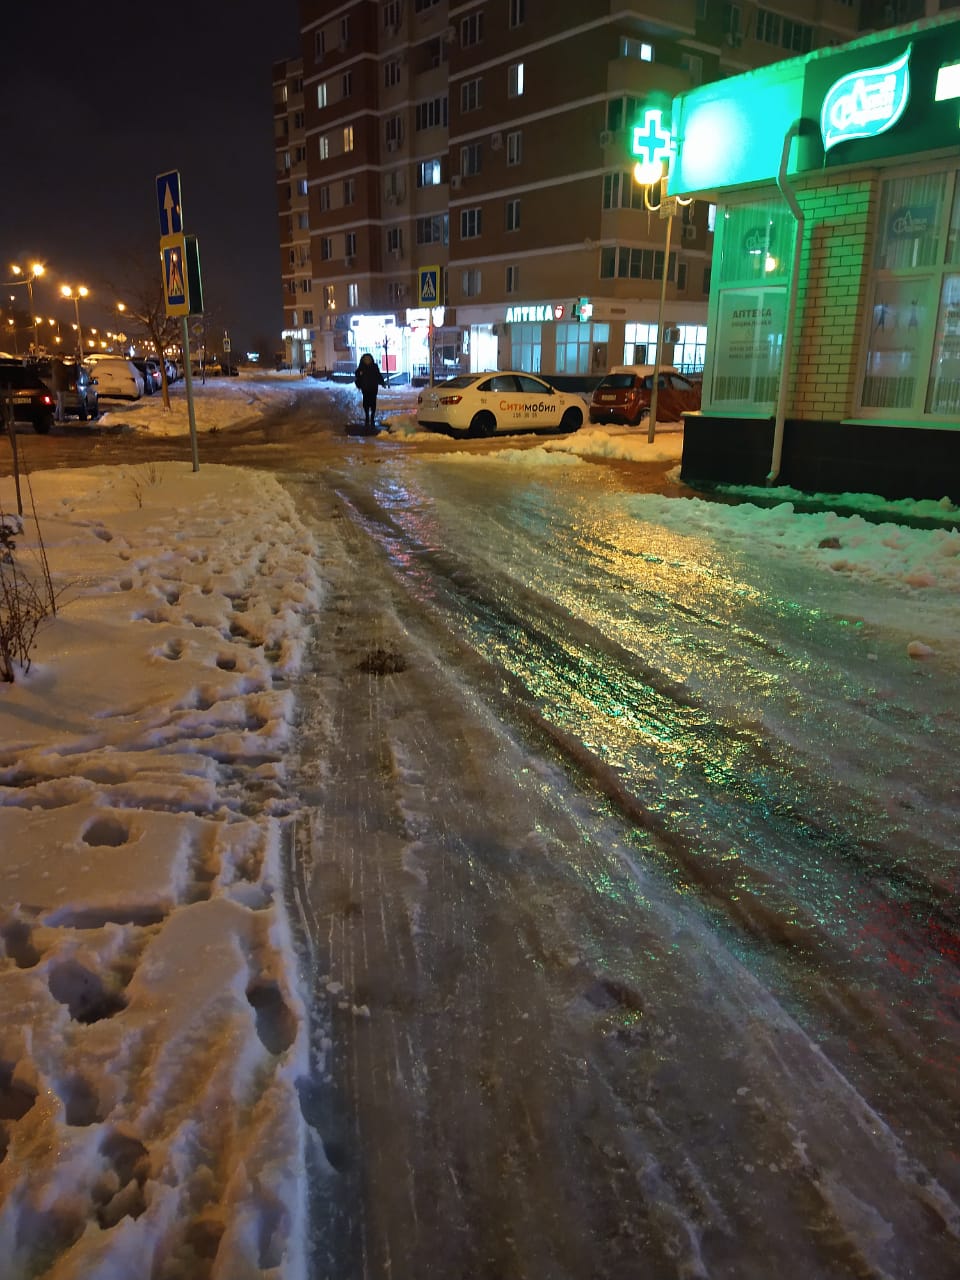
[669,13,960,500]
[464,300,706,379]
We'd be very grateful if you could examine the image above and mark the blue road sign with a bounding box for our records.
[418,265,440,306]
[156,171,183,236]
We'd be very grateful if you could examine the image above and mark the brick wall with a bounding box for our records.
[790,171,877,421]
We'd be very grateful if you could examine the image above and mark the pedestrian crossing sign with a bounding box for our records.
[418,265,440,306]
[161,234,189,317]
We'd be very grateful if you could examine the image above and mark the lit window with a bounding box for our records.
[343,125,354,152]
[418,159,442,187]
[317,82,327,109]
[620,37,653,61]
[324,284,335,310]
[462,269,482,297]
[508,62,524,98]
[298,178,308,196]
[348,283,359,307]
[319,135,329,160]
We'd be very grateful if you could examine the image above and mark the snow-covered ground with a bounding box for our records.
[1,373,957,1278]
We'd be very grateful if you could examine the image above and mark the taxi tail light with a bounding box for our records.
[439,394,462,404]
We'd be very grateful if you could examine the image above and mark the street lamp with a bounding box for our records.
[60,285,89,358]
[630,107,691,441]
[10,262,45,357]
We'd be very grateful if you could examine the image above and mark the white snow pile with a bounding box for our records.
[0,462,320,1279]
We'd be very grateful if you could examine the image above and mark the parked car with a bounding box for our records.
[84,357,144,400]
[131,358,162,394]
[589,365,702,426]
[417,371,584,437]
[34,358,100,421]
[0,361,57,433]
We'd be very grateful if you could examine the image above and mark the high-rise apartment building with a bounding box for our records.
[274,2,860,378]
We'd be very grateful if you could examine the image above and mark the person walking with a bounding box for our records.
[354,352,386,431]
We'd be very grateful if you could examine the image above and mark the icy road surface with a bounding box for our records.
[285,451,960,1280]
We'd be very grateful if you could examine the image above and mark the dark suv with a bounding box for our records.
[0,361,56,433]
[34,358,100,421]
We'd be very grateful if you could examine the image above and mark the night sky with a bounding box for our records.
[1,2,301,355]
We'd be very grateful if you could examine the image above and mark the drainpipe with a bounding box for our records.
[768,120,806,485]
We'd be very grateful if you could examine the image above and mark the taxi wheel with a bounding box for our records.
[559,407,583,432]
[468,411,496,438]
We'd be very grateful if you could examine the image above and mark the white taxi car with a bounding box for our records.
[416,371,584,437]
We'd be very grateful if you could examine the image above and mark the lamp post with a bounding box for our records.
[60,285,88,358]
[630,106,692,441]
[10,262,45,357]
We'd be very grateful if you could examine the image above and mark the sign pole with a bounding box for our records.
[181,319,199,472]
[648,204,673,444]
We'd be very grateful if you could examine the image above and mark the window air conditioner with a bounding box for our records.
[490,132,503,150]
[683,225,697,241]
[450,174,463,190]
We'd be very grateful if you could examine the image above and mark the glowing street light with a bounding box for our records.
[10,262,45,356]
[60,284,89,357]
[630,106,691,442]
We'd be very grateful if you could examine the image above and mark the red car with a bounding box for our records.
[589,365,702,425]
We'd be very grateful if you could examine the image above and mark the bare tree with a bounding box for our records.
[102,247,184,408]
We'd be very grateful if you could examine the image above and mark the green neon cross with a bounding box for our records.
[631,108,674,168]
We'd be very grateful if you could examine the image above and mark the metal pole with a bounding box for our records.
[27,281,39,358]
[647,208,673,444]
[429,316,435,386]
[181,316,200,472]
[74,297,84,359]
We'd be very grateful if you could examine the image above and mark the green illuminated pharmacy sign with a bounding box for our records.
[669,17,960,196]
[820,46,911,152]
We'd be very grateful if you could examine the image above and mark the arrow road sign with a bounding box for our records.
[156,170,183,237]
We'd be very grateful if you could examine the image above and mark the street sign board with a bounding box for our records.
[156,170,183,237]
[160,234,189,317]
[418,265,440,306]
[223,337,231,352]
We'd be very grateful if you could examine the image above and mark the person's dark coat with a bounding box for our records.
[354,354,386,395]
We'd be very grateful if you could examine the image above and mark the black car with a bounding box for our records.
[34,358,100,422]
[131,358,163,394]
[0,362,56,433]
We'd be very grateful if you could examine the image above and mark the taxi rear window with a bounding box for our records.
[597,374,636,390]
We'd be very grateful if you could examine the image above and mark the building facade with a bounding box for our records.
[670,11,960,500]
[274,1,860,379]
